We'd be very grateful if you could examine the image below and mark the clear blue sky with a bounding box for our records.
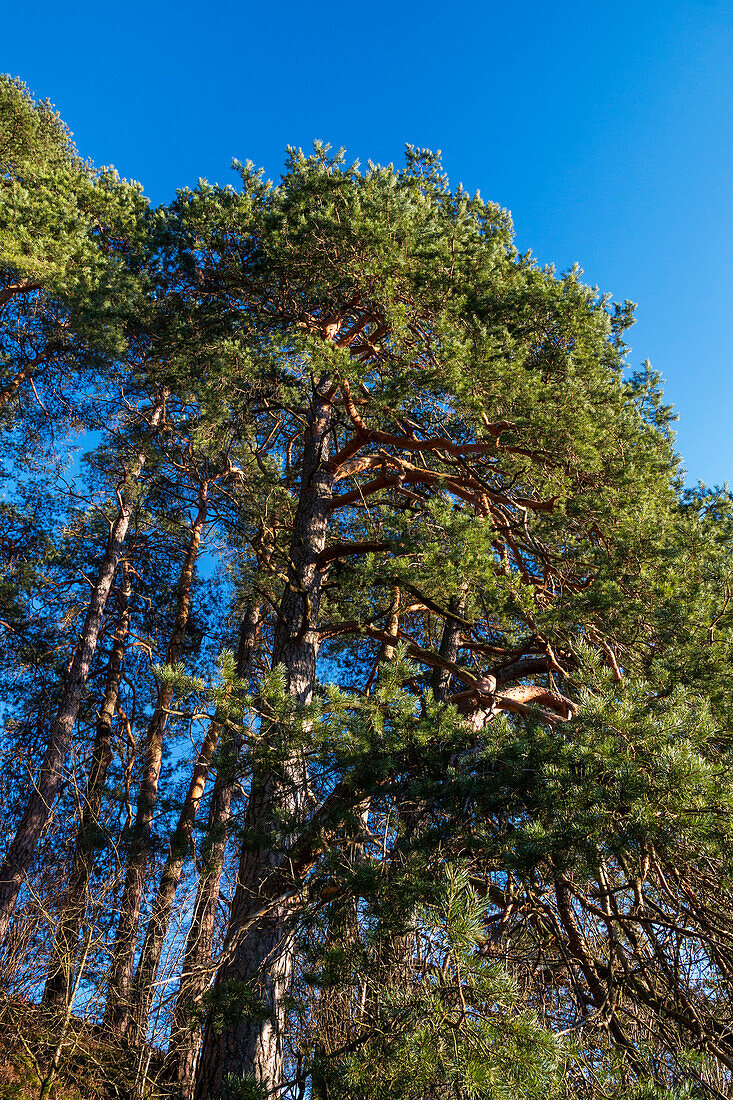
[4,0,732,485]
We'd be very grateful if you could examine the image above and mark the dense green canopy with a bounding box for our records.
[1,79,732,1100]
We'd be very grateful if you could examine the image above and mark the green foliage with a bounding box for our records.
[311,868,560,1100]
[205,980,276,1034]
[221,1074,270,1100]
[0,75,148,328]
[1,99,733,1100]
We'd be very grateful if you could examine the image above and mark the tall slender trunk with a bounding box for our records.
[128,718,220,1044]
[196,378,334,1100]
[168,598,265,1100]
[104,483,208,1037]
[0,394,165,943]
[43,566,133,1009]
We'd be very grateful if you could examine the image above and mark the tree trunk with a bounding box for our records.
[168,598,265,1100]
[43,566,133,1009]
[128,717,220,1044]
[0,394,165,943]
[195,378,334,1100]
[432,596,465,705]
[104,482,208,1037]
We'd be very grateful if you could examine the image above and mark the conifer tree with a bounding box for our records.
[171,145,697,1097]
[1,89,733,1100]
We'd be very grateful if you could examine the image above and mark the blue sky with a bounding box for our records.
[4,0,732,485]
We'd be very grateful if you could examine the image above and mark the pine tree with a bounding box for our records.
[171,145,698,1097]
[1,94,733,1100]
